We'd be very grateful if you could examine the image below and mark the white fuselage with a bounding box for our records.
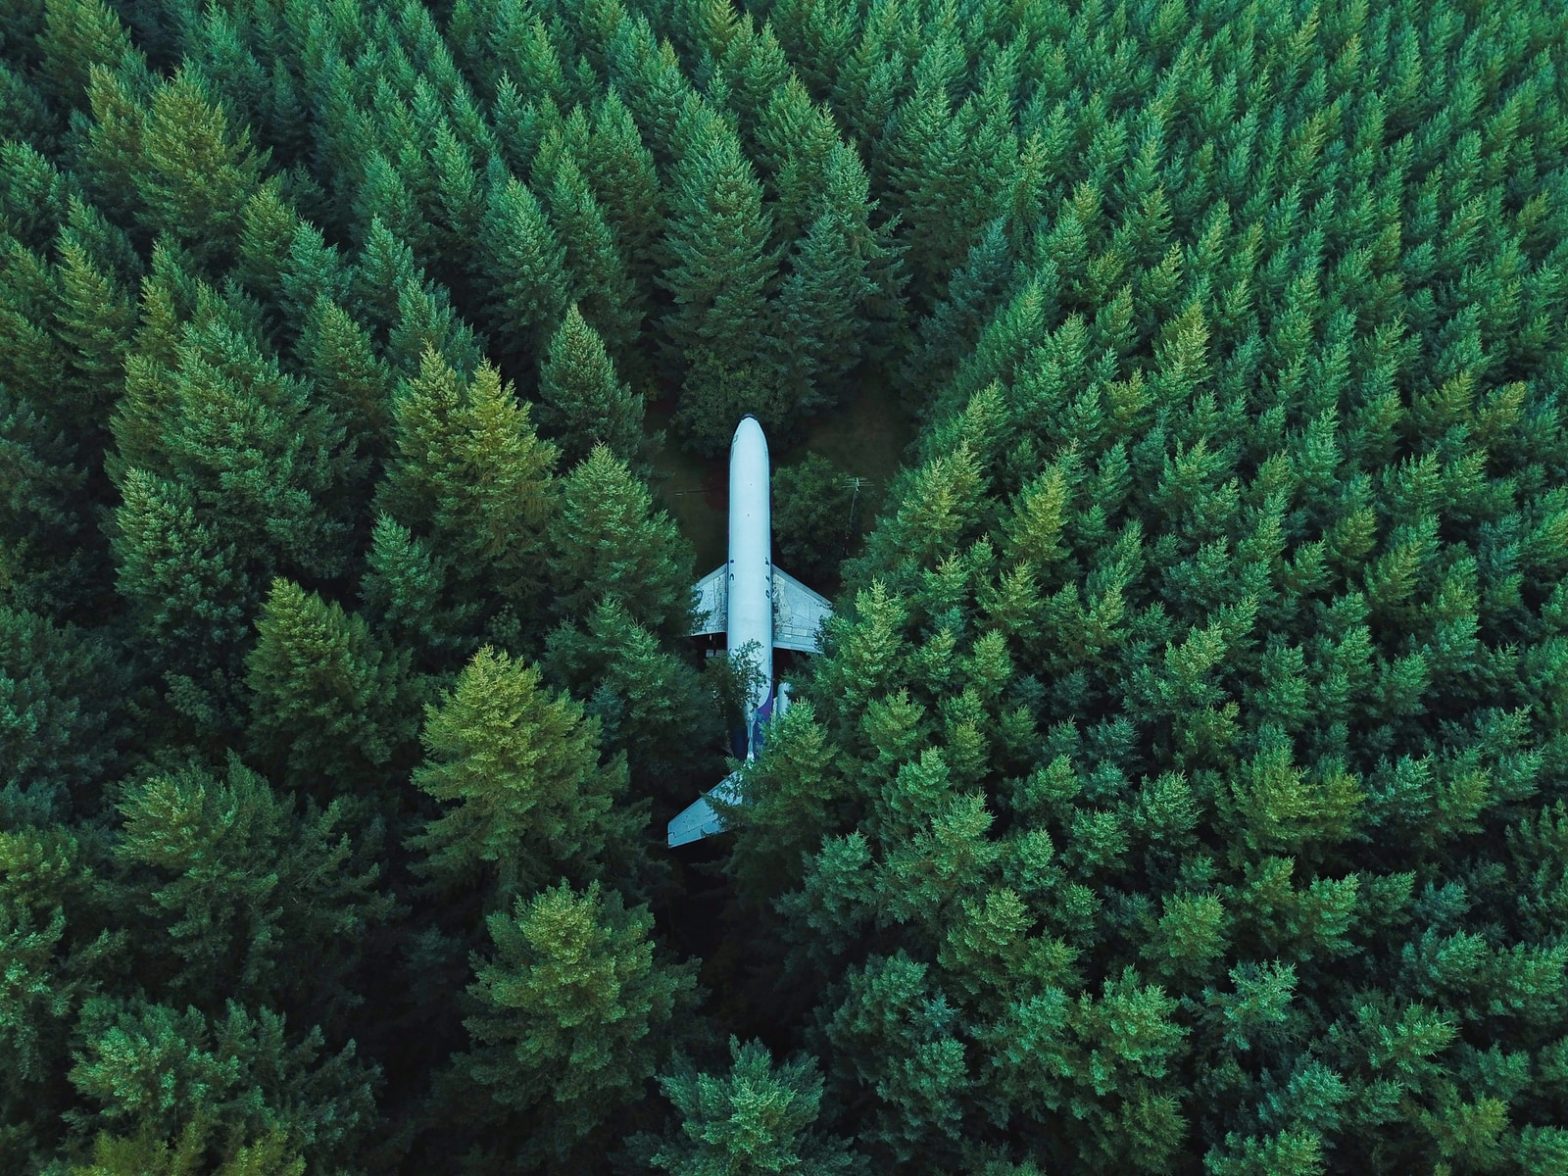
[727,416,773,750]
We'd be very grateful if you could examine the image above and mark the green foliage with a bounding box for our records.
[642,1037,857,1174]
[543,598,716,800]
[244,579,422,796]
[64,998,377,1171]
[0,605,129,817]
[379,348,558,632]
[546,444,694,639]
[772,453,863,585]
[409,647,644,903]
[7,0,1568,1171]
[537,304,645,468]
[449,879,699,1168]
[133,69,266,263]
[659,112,780,452]
[112,754,396,1016]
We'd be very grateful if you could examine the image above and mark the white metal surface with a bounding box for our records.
[772,566,832,653]
[669,417,834,849]
[727,415,774,724]
[667,770,745,847]
[692,564,726,635]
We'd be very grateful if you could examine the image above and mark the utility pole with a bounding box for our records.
[844,476,870,556]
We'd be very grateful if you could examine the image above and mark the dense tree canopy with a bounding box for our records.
[3,0,1568,1172]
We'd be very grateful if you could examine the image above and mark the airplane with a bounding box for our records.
[667,415,833,848]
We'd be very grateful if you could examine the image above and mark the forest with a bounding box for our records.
[3,0,1568,1171]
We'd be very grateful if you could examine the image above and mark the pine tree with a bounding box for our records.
[53,228,136,446]
[0,605,129,819]
[134,68,267,265]
[768,151,878,414]
[642,1038,858,1174]
[542,598,716,801]
[112,307,363,582]
[296,294,395,455]
[658,113,780,450]
[408,647,644,902]
[477,175,570,367]
[900,217,1017,397]
[448,879,699,1169]
[112,754,397,1017]
[584,89,664,284]
[111,468,255,735]
[772,453,859,586]
[378,348,558,625]
[0,820,124,1164]
[64,998,378,1171]
[38,0,137,109]
[546,445,693,639]
[537,305,645,467]
[359,513,482,670]
[539,154,643,371]
[244,579,423,797]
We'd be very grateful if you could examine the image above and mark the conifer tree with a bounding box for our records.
[539,154,643,370]
[112,754,396,1018]
[772,453,860,585]
[543,598,716,801]
[245,579,423,797]
[447,879,699,1169]
[642,1038,857,1175]
[658,113,780,451]
[359,513,482,671]
[65,997,378,1171]
[546,445,693,639]
[477,175,570,366]
[134,68,266,265]
[53,230,135,446]
[38,0,136,109]
[0,820,123,1164]
[768,151,878,414]
[378,348,558,627]
[111,468,255,734]
[537,305,645,467]
[112,307,363,582]
[296,294,395,454]
[0,605,129,819]
[584,89,664,285]
[409,647,644,902]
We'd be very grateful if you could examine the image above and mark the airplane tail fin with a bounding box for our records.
[666,769,746,848]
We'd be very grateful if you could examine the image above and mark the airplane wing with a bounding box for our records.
[772,566,832,653]
[690,564,726,636]
[667,769,746,847]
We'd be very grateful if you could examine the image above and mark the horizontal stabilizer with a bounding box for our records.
[667,770,745,848]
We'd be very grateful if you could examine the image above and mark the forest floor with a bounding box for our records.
[647,374,916,573]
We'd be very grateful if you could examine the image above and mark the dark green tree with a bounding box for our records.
[543,598,716,802]
[0,605,129,819]
[772,453,862,586]
[111,754,397,1018]
[546,444,694,640]
[133,68,267,265]
[64,998,378,1171]
[658,111,780,451]
[536,304,645,468]
[641,1037,858,1174]
[244,579,423,797]
[445,879,699,1170]
[408,647,644,903]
